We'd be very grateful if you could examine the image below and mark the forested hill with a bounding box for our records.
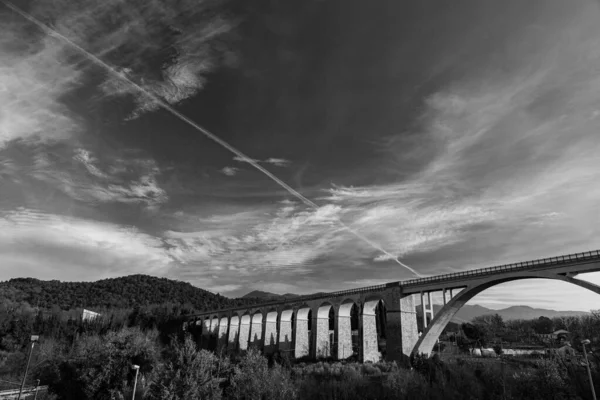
[0,275,257,312]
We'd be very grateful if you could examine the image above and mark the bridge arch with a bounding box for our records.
[413,272,600,356]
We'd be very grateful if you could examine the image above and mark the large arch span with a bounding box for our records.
[412,271,600,356]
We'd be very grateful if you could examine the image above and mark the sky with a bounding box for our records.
[2,0,600,311]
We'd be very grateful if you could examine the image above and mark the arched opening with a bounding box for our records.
[413,274,600,357]
[362,297,386,362]
[315,302,334,358]
[228,315,240,352]
[278,308,294,353]
[295,306,312,358]
[338,299,359,359]
[239,313,251,351]
[264,309,278,354]
[249,311,263,349]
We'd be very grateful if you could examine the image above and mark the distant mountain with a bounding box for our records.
[242,290,301,300]
[415,304,587,323]
[0,275,261,312]
[242,290,330,300]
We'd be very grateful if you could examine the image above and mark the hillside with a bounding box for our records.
[0,275,259,312]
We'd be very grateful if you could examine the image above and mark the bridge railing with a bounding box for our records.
[189,249,600,318]
[401,249,600,287]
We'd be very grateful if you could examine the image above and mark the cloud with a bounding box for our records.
[31,0,235,119]
[0,208,172,280]
[233,156,291,167]
[0,0,234,149]
[264,158,291,167]
[220,166,238,176]
[0,16,81,147]
[163,203,349,282]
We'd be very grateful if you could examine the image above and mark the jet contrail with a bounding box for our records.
[1,0,424,278]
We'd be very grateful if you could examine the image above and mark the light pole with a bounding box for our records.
[582,339,597,400]
[17,335,39,400]
[131,364,140,400]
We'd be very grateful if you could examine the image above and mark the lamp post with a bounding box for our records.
[131,365,140,400]
[582,339,597,400]
[17,335,39,400]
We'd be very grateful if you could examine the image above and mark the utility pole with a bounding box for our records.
[582,339,597,400]
[131,364,140,400]
[17,335,39,400]
[33,379,40,400]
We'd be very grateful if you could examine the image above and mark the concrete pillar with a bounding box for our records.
[361,299,380,363]
[217,317,229,351]
[294,308,310,358]
[337,302,354,360]
[250,312,263,349]
[201,318,211,349]
[238,314,251,351]
[278,309,294,353]
[384,289,418,362]
[314,304,332,359]
[443,288,447,305]
[228,316,240,352]
[420,292,426,329]
[264,311,278,355]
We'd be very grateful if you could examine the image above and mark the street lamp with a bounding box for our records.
[17,335,39,400]
[131,365,140,400]
[582,339,597,400]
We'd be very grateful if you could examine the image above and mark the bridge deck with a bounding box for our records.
[191,249,600,317]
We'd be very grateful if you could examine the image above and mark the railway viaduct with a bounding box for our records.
[184,250,600,363]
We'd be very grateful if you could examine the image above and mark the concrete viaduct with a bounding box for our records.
[184,249,600,363]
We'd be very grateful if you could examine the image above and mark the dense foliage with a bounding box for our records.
[0,275,259,311]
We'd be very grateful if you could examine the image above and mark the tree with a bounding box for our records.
[46,328,159,400]
[148,334,226,400]
[461,323,490,350]
[533,316,554,335]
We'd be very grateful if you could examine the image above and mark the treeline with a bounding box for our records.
[447,312,600,354]
[22,331,600,400]
[0,275,259,311]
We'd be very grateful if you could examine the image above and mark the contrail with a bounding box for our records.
[1,0,423,278]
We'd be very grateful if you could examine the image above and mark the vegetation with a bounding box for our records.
[0,275,261,311]
[3,276,600,399]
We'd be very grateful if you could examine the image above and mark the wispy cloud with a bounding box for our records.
[0,208,172,280]
[233,156,291,167]
[220,166,239,176]
[0,16,81,147]
[264,158,291,167]
[37,148,168,210]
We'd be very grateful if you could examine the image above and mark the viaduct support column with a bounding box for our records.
[361,302,379,363]
[294,309,310,359]
[336,313,352,360]
[278,310,293,353]
[384,287,418,364]
[264,312,278,355]
[313,305,332,359]
[228,316,240,353]
[238,315,251,351]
